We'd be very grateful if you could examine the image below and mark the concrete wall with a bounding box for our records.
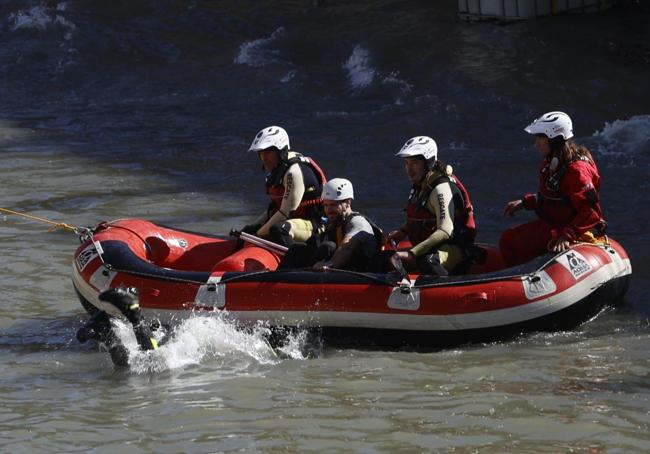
[458,0,615,20]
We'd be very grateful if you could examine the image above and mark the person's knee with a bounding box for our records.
[286,219,316,243]
[268,221,295,247]
[437,244,465,275]
[315,241,337,262]
[416,252,449,276]
[499,228,519,266]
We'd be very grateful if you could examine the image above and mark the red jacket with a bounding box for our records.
[522,156,605,241]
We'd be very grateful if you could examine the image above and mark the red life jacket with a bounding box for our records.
[265,152,327,219]
[535,156,605,234]
[405,171,476,247]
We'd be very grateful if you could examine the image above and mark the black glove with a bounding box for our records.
[241,224,261,235]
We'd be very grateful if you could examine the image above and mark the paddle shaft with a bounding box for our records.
[390,240,409,278]
[238,231,288,256]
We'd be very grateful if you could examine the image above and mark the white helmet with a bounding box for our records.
[322,178,354,201]
[395,136,438,162]
[524,111,573,140]
[248,126,290,152]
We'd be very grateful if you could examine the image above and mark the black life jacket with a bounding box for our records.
[405,170,476,246]
[265,152,327,219]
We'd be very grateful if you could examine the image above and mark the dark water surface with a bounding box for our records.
[1,1,649,451]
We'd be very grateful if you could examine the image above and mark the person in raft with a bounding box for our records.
[387,136,476,276]
[499,111,607,266]
[279,178,384,272]
[242,125,327,247]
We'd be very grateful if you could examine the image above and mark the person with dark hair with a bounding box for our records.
[242,126,327,247]
[387,136,476,276]
[499,111,607,267]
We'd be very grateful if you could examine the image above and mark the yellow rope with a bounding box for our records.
[0,207,79,233]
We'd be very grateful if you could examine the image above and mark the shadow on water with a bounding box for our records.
[0,315,89,352]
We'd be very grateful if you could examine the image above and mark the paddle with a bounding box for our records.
[390,240,412,294]
[230,229,288,256]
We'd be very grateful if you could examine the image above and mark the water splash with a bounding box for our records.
[9,3,76,39]
[280,70,296,83]
[110,314,288,374]
[591,115,650,158]
[274,328,316,360]
[342,45,413,106]
[342,44,376,89]
[381,70,413,94]
[234,26,286,67]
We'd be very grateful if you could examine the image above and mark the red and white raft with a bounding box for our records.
[72,219,632,347]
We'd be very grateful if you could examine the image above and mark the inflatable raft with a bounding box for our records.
[72,219,632,347]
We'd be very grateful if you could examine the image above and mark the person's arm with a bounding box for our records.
[323,237,360,269]
[387,223,409,243]
[315,217,374,269]
[409,182,455,257]
[257,164,305,237]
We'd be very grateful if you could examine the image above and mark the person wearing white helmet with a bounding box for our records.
[499,111,607,266]
[279,178,383,271]
[387,136,476,276]
[242,125,327,246]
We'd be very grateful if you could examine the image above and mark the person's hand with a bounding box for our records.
[392,250,415,268]
[387,229,406,244]
[548,236,571,252]
[503,199,523,217]
[313,260,333,271]
[393,251,411,261]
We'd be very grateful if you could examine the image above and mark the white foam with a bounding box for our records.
[9,3,75,34]
[275,328,312,360]
[381,70,413,94]
[342,44,376,89]
[110,314,291,374]
[315,110,350,117]
[591,115,650,156]
[342,46,414,99]
[280,70,296,83]
[234,26,285,67]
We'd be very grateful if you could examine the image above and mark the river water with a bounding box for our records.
[1,1,649,451]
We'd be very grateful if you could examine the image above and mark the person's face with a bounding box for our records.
[403,157,428,184]
[323,199,351,224]
[534,135,551,158]
[258,148,280,172]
